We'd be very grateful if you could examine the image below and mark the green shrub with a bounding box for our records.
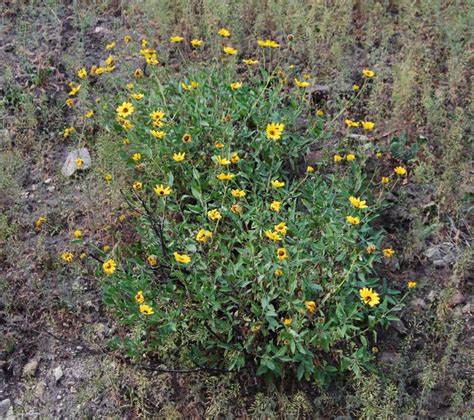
[67,34,410,383]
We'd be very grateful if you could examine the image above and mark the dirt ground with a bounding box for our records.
[1,1,472,418]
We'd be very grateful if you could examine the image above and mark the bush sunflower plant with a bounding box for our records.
[67,32,411,383]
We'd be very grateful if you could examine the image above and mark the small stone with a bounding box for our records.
[53,366,63,382]
[35,382,45,398]
[427,290,437,302]
[412,298,427,309]
[61,148,92,177]
[433,259,446,268]
[0,399,11,417]
[449,290,465,307]
[425,245,442,261]
[22,359,39,377]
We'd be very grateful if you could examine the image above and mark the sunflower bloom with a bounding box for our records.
[173,252,191,264]
[265,230,282,242]
[139,304,154,315]
[230,82,242,90]
[360,288,380,307]
[217,173,235,181]
[150,130,167,139]
[153,184,172,197]
[218,28,231,37]
[191,39,204,47]
[182,133,192,143]
[215,156,231,165]
[77,68,87,79]
[362,69,375,78]
[132,181,143,190]
[242,59,258,65]
[61,252,74,263]
[294,78,310,88]
[383,248,395,258]
[333,154,343,163]
[196,229,213,243]
[170,36,184,43]
[274,221,288,235]
[266,122,285,140]
[147,255,158,267]
[408,281,417,289]
[173,152,186,162]
[304,301,317,314]
[283,318,292,327]
[103,259,116,275]
[270,201,281,212]
[346,154,356,161]
[116,102,134,118]
[231,189,246,198]
[223,46,237,55]
[362,121,375,130]
[271,179,285,188]
[346,215,361,225]
[277,247,288,261]
[207,209,222,221]
[349,196,368,209]
[135,291,144,304]
[394,166,407,176]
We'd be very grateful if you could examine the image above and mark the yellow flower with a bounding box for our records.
[132,181,143,190]
[68,82,81,96]
[383,248,395,258]
[344,119,360,128]
[362,69,375,78]
[74,229,82,238]
[123,138,130,145]
[367,245,377,254]
[207,209,222,221]
[196,229,213,243]
[333,154,343,163]
[103,259,116,275]
[35,215,46,228]
[215,155,231,166]
[135,291,144,304]
[257,39,280,48]
[303,74,311,80]
[306,165,315,173]
[105,54,114,66]
[394,166,407,176]
[150,110,165,121]
[242,59,258,65]
[215,142,224,149]
[353,84,360,91]
[304,301,317,314]
[182,133,192,143]
[64,127,75,138]
[116,102,134,118]
[217,28,231,37]
[170,36,184,43]
[132,153,141,161]
[349,196,368,209]
[408,281,417,289]
[270,201,281,212]
[173,152,186,162]
[153,184,172,197]
[360,288,380,307]
[85,110,94,118]
[147,255,158,267]
[124,35,131,43]
[77,68,87,79]
[231,153,240,164]
[75,158,84,169]
[130,93,144,100]
[274,221,288,235]
[316,110,324,117]
[134,69,144,79]
[294,78,310,88]
[223,46,237,55]
[275,268,283,277]
[231,204,243,214]
[376,152,383,158]
[139,304,154,315]
[61,252,74,263]
[173,252,191,264]
[271,179,285,188]
[346,215,361,225]
[190,80,200,89]
[120,119,134,130]
[283,318,292,327]
[362,121,375,130]
[191,39,203,47]
[265,230,282,242]
[381,176,390,185]
[126,83,135,90]
[150,130,167,139]
[65,98,74,108]
[266,122,285,140]
[105,42,116,50]
[231,189,246,198]
[277,247,288,261]
[230,82,242,90]
[80,252,87,260]
[346,154,356,161]
[217,172,235,181]
[104,174,112,183]
[141,38,149,48]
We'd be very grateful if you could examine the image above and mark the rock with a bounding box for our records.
[412,298,427,309]
[22,359,39,377]
[35,382,45,398]
[61,148,92,177]
[0,399,11,417]
[53,366,63,382]
[425,245,442,261]
[378,352,401,364]
[433,259,446,268]
[449,290,465,307]
[427,290,437,302]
